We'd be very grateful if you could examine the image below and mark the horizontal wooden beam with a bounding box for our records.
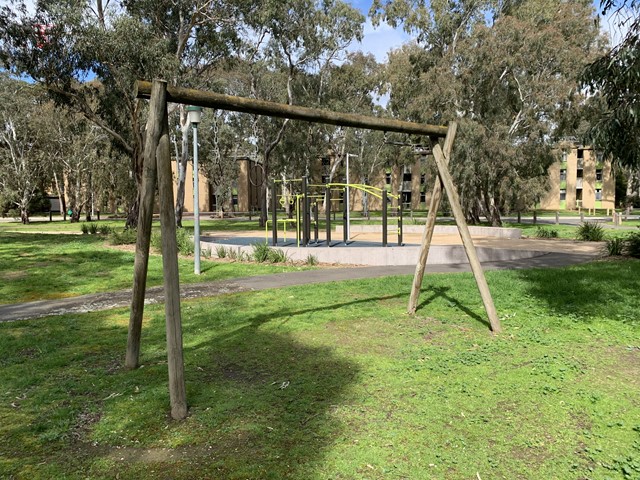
[135,80,448,138]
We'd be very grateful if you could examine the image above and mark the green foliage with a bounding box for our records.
[581,2,640,169]
[251,243,271,263]
[535,226,559,238]
[267,248,289,263]
[80,223,89,235]
[89,223,99,235]
[108,228,137,245]
[305,254,319,266]
[576,222,606,241]
[150,229,194,255]
[627,230,640,258]
[606,237,626,256]
[215,245,227,258]
[98,224,113,235]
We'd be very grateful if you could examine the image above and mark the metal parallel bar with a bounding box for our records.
[382,189,388,247]
[302,176,309,247]
[271,180,278,246]
[313,202,319,243]
[136,80,449,138]
[325,186,331,246]
[343,187,348,244]
[398,203,403,246]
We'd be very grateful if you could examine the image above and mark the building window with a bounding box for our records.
[596,169,603,181]
[577,148,584,159]
[321,175,329,184]
[577,169,583,178]
[560,169,567,181]
[420,173,426,185]
[560,189,566,201]
[561,151,568,163]
[595,189,602,200]
[403,172,412,182]
[385,172,391,185]
[321,157,330,167]
[402,192,411,207]
[420,192,426,203]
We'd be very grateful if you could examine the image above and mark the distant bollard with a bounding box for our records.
[580,212,584,223]
[555,211,559,225]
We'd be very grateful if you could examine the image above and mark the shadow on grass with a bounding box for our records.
[514,259,640,325]
[0,301,362,479]
[417,286,490,329]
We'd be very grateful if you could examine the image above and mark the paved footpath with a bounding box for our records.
[0,251,597,323]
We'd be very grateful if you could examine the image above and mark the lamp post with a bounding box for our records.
[187,106,203,274]
[345,153,358,241]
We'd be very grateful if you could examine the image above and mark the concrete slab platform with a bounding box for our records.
[201,229,604,266]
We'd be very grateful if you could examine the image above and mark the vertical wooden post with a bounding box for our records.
[431,144,502,333]
[126,80,164,369]
[155,80,188,420]
[408,122,457,314]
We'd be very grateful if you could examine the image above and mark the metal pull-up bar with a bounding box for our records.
[135,80,448,138]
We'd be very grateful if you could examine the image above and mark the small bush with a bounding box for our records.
[150,229,194,255]
[81,223,89,235]
[215,245,227,258]
[175,228,194,256]
[89,223,99,235]
[227,248,238,260]
[627,231,640,258]
[252,243,270,263]
[268,248,289,263]
[99,224,113,235]
[237,250,249,262]
[576,222,605,242]
[305,254,318,266]
[108,229,137,245]
[202,247,211,259]
[535,227,559,238]
[606,237,626,257]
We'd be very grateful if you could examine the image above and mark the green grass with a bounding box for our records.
[0,232,309,304]
[1,259,639,479]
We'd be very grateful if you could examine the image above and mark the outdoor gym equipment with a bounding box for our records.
[268,176,403,248]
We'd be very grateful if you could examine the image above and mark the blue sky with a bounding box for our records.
[345,0,623,62]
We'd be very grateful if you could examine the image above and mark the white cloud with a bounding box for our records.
[350,18,412,63]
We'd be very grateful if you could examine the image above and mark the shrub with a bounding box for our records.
[98,224,113,235]
[535,227,559,238]
[150,228,194,255]
[605,237,626,257]
[175,228,194,256]
[227,248,238,260]
[268,248,289,263]
[252,243,270,263]
[108,229,137,245]
[89,223,99,235]
[627,231,640,258]
[215,245,227,258]
[81,223,89,235]
[576,222,605,242]
[305,254,318,266]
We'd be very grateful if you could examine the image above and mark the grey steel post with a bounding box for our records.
[271,180,278,246]
[326,186,332,246]
[382,189,388,247]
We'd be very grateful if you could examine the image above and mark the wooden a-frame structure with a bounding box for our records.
[129,79,502,420]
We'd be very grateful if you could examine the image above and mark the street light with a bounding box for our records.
[187,106,203,274]
[345,153,358,241]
